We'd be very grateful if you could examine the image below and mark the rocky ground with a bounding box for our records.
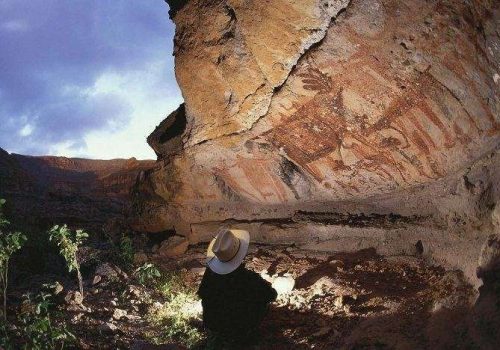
[6,243,479,349]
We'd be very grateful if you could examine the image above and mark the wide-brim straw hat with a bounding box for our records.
[206,228,250,275]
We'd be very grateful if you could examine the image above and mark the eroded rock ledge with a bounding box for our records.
[133,0,500,287]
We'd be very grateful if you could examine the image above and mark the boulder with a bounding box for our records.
[134,252,149,265]
[272,275,295,295]
[157,236,189,258]
[95,263,127,281]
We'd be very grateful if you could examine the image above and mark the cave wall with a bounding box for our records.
[133,0,500,286]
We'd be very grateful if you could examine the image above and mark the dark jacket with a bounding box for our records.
[198,263,277,340]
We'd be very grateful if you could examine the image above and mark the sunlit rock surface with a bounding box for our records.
[134,0,500,286]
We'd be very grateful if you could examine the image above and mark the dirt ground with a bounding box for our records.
[8,244,479,349]
[157,244,476,349]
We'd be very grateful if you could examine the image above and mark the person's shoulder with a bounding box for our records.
[198,267,217,296]
[240,266,267,283]
[240,265,258,277]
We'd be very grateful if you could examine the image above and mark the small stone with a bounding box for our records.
[53,281,64,295]
[134,252,148,265]
[64,291,83,305]
[272,276,295,295]
[334,296,344,308]
[113,308,128,320]
[290,251,308,259]
[110,300,118,307]
[126,314,141,321]
[128,285,143,298]
[313,326,332,337]
[311,276,336,297]
[95,263,120,280]
[492,203,500,229]
[158,236,189,258]
[190,267,206,275]
[494,73,500,84]
[79,339,91,350]
[92,275,102,285]
[99,322,118,333]
[71,313,84,322]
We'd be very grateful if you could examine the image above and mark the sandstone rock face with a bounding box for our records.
[136,0,500,285]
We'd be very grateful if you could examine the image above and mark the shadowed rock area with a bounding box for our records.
[0,147,155,232]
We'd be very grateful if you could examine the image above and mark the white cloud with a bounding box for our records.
[19,123,34,136]
[2,20,29,32]
[50,59,183,160]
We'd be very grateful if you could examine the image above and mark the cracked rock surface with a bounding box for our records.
[134,0,500,286]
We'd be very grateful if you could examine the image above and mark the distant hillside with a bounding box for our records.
[0,148,155,233]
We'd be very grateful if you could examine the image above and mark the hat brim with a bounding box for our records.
[206,229,250,275]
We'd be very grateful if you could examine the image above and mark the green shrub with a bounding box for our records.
[135,262,161,286]
[0,199,27,320]
[157,270,190,298]
[118,234,134,268]
[49,225,88,298]
[146,270,204,348]
[147,291,204,348]
[0,199,8,227]
[18,292,75,350]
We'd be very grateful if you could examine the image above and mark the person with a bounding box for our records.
[198,229,277,347]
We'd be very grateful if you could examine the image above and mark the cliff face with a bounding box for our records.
[0,148,155,232]
[135,0,500,285]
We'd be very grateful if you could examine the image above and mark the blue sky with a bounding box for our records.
[0,0,182,159]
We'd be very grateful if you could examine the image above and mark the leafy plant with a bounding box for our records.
[135,262,161,286]
[0,318,14,350]
[147,293,204,348]
[0,199,27,321]
[145,270,204,348]
[0,199,8,227]
[118,234,134,268]
[49,225,88,298]
[18,292,75,350]
[157,270,190,298]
